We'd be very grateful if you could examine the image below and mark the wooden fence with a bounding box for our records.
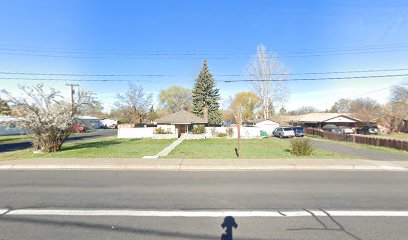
[305,128,408,151]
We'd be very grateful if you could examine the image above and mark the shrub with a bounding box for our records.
[210,127,217,137]
[290,138,314,156]
[216,132,228,138]
[226,127,234,137]
[155,127,171,134]
[192,124,206,134]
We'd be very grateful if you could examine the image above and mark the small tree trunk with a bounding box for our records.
[237,112,241,157]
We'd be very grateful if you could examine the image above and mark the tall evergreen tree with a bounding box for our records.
[192,59,222,125]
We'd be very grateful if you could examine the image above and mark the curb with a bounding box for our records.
[0,164,406,171]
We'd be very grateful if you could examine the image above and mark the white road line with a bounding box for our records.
[0,209,9,215]
[3,209,408,217]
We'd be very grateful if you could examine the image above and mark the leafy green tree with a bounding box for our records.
[0,98,11,115]
[229,92,260,123]
[77,91,106,119]
[278,107,287,115]
[158,86,192,113]
[192,59,221,125]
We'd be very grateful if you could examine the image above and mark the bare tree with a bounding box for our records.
[1,84,91,152]
[390,81,408,104]
[330,98,352,113]
[246,45,289,119]
[378,81,408,132]
[349,98,382,123]
[114,83,153,124]
[288,106,319,115]
[227,96,245,157]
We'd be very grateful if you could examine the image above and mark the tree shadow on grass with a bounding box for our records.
[62,139,138,151]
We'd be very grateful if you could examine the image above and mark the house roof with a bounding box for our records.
[254,119,279,124]
[156,110,207,124]
[288,113,361,123]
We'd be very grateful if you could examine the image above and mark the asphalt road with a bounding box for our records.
[0,171,407,239]
[309,138,408,161]
[0,129,117,153]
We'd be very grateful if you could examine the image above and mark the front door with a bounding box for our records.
[176,124,186,138]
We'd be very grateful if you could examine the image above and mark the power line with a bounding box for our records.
[0,49,406,59]
[223,73,408,82]
[0,77,189,83]
[1,44,408,59]
[1,67,408,77]
[1,43,408,55]
[1,73,408,83]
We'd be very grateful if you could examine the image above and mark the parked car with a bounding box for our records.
[69,124,87,133]
[323,127,342,134]
[292,126,304,137]
[273,127,295,138]
[357,126,379,135]
[341,127,355,134]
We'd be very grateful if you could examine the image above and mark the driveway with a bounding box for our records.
[309,138,408,161]
[0,129,117,153]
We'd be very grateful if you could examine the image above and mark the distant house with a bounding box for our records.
[155,110,207,137]
[0,115,28,136]
[254,119,280,136]
[77,116,103,129]
[288,113,361,129]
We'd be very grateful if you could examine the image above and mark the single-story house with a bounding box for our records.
[288,113,361,129]
[155,110,207,138]
[0,115,28,136]
[77,116,103,129]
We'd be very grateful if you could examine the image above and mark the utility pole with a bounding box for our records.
[66,84,79,115]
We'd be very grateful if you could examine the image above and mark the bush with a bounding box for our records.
[290,138,314,156]
[210,127,217,137]
[155,127,171,134]
[226,127,234,137]
[192,124,206,134]
[216,132,227,138]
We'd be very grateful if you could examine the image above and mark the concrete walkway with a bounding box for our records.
[143,138,184,158]
[310,138,408,161]
[0,157,407,171]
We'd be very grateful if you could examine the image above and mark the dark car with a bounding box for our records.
[323,127,342,134]
[357,126,379,135]
[292,126,304,137]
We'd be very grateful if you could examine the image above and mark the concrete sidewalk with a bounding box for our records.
[0,158,407,171]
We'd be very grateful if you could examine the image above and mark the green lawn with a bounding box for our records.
[376,133,408,140]
[0,137,175,159]
[0,134,31,144]
[166,138,354,159]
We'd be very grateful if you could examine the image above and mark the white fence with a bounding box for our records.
[118,126,276,139]
[205,127,263,139]
[117,127,154,138]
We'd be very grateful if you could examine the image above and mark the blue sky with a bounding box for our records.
[1,0,408,112]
